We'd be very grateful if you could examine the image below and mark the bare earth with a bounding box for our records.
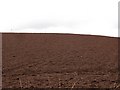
[2,33,119,88]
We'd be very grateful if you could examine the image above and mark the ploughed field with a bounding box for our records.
[2,33,119,88]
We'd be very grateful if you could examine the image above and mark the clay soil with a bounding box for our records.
[2,33,119,89]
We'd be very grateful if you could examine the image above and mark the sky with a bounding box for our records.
[0,0,119,37]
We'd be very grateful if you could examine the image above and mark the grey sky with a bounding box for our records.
[0,0,118,37]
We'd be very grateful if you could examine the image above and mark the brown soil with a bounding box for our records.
[2,33,119,88]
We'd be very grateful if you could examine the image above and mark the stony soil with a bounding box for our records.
[2,33,119,89]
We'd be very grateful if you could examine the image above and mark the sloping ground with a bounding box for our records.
[2,33,119,88]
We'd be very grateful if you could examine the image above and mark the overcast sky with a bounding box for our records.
[0,0,119,37]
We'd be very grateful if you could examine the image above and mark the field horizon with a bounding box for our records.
[2,33,119,89]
